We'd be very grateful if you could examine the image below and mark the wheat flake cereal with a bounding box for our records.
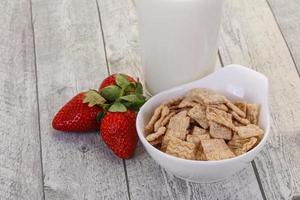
[210,104,229,112]
[188,104,209,129]
[246,103,260,125]
[149,137,163,146]
[145,104,164,134]
[226,101,246,118]
[167,111,190,132]
[187,88,227,104]
[195,149,207,161]
[206,106,234,129]
[178,97,199,108]
[228,137,257,156]
[234,101,247,113]
[165,97,184,107]
[186,134,210,146]
[231,131,242,140]
[154,106,170,131]
[191,126,208,135]
[144,88,264,161]
[161,112,176,127]
[235,124,264,138]
[231,111,250,125]
[165,136,197,160]
[200,139,235,160]
[146,127,167,142]
[165,129,188,141]
[160,133,172,152]
[209,121,232,140]
[161,112,189,150]
[233,120,244,127]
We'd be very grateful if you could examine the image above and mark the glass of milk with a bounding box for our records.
[136,0,224,94]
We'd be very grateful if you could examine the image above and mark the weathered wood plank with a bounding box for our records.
[97,0,142,79]
[0,0,44,199]
[97,0,263,199]
[31,0,128,199]
[219,0,300,199]
[267,0,300,74]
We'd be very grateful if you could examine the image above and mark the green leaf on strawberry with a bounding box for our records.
[96,111,105,123]
[96,74,147,113]
[135,81,143,95]
[83,90,106,107]
[120,94,139,102]
[108,102,127,112]
[101,103,111,110]
[100,85,121,101]
[116,74,130,89]
[120,94,146,111]
[125,83,136,94]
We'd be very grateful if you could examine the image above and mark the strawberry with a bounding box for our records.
[52,73,147,159]
[100,110,137,159]
[99,73,136,90]
[52,90,106,132]
[97,74,147,159]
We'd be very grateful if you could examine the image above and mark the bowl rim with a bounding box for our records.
[136,65,270,164]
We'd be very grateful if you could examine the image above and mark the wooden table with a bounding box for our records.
[1,0,300,199]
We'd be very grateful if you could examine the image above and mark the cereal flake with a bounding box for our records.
[235,124,264,138]
[209,121,232,140]
[246,104,260,125]
[146,127,167,142]
[165,136,197,160]
[200,139,235,160]
[187,88,227,105]
[206,106,234,129]
[188,105,209,129]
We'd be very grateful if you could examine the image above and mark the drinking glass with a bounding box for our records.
[136,0,224,94]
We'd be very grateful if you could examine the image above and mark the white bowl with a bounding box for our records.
[136,64,270,183]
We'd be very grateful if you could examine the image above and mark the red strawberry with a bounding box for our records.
[52,91,105,132]
[100,110,138,159]
[98,73,146,158]
[99,73,136,90]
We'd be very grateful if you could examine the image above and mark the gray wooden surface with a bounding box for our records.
[0,0,43,199]
[0,0,299,199]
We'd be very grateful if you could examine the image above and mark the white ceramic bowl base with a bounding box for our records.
[136,64,270,183]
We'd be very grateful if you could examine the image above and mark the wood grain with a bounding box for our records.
[97,0,264,199]
[31,0,128,199]
[0,0,43,199]
[267,0,300,74]
[219,0,300,199]
[96,0,143,80]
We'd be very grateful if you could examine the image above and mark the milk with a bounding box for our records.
[136,0,223,94]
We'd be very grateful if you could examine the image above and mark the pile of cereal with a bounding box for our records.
[144,88,264,161]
